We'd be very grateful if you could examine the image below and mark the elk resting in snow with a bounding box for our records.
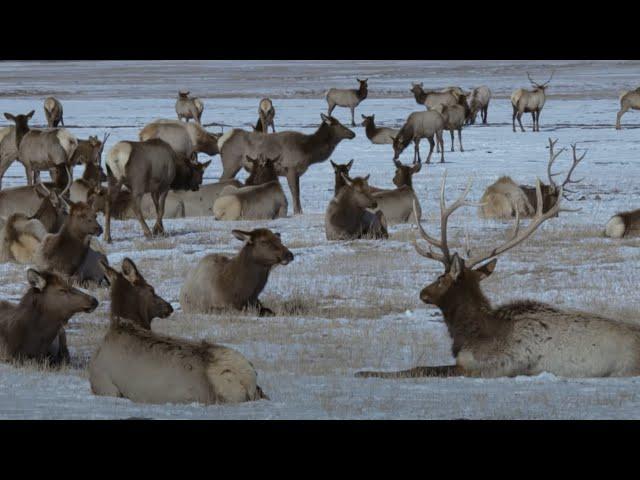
[43,97,64,128]
[0,269,98,365]
[180,229,293,316]
[255,98,276,133]
[468,86,492,125]
[615,88,640,130]
[91,257,268,404]
[325,174,388,240]
[604,209,640,238]
[391,110,445,164]
[479,138,586,219]
[371,159,422,224]
[330,159,354,196]
[175,91,204,124]
[511,71,554,132]
[326,78,368,127]
[357,172,640,379]
[361,114,399,145]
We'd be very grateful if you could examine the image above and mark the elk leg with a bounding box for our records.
[449,129,455,152]
[530,112,536,131]
[153,190,168,236]
[256,300,275,317]
[512,105,518,132]
[483,105,488,124]
[616,106,629,130]
[355,365,462,378]
[350,107,356,127]
[131,194,153,238]
[516,111,525,132]
[458,128,464,152]
[286,170,303,215]
[535,110,541,132]
[414,139,421,163]
[426,137,434,164]
[438,131,445,163]
[327,103,335,116]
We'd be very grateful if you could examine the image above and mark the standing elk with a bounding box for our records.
[91,258,268,404]
[604,209,640,238]
[180,229,293,316]
[0,125,20,190]
[175,91,204,124]
[326,78,368,127]
[511,71,554,132]
[139,120,220,160]
[468,86,492,125]
[217,113,355,215]
[357,173,640,379]
[256,98,276,133]
[615,88,640,130]
[4,111,77,187]
[43,97,64,128]
[479,139,586,219]
[325,174,388,240]
[370,159,422,223]
[391,110,445,164]
[361,114,399,145]
[410,83,460,110]
[432,97,470,152]
[0,269,98,365]
[330,159,354,196]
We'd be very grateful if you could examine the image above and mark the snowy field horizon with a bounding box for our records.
[1,60,640,419]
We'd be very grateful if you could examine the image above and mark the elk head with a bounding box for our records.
[342,174,377,209]
[410,82,425,96]
[245,153,280,186]
[26,269,99,319]
[527,70,555,91]
[392,158,421,188]
[361,114,374,128]
[356,78,368,94]
[232,229,294,267]
[178,90,190,98]
[537,138,587,213]
[320,114,356,140]
[100,258,173,329]
[66,201,103,237]
[4,110,35,145]
[391,132,411,160]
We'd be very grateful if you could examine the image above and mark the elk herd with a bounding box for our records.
[1,71,640,409]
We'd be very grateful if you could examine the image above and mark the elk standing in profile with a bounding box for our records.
[511,71,554,132]
[361,114,399,145]
[479,139,586,219]
[370,159,422,223]
[391,110,445,164]
[180,229,293,316]
[604,209,640,238]
[0,269,98,365]
[615,88,640,130]
[175,91,204,124]
[410,83,460,110]
[468,86,492,125]
[91,258,268,404]
[432,97,470,152]
[326,78,368,127]
[357,172,640,379]
[43,97,64,128]
[256,98,276,133]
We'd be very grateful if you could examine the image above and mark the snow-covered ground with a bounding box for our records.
[1,60,640,419]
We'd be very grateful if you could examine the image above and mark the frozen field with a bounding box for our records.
[1,60,640,419]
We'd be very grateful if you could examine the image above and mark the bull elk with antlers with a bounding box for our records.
[511,71,554,132]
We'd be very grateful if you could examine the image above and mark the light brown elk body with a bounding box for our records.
[361,114,399,145]
[325,78,368,127]
[410,83,460,110]
[217,114,355,214]
[0,183,63,222]
[511,72,554,132]
[256,98,276,133]
[43,97,64,128]
[605,209,640,238]
[615,88,640,130]
[175,91,203,124]
[391,110,445,164]
[468,86,492,124]
[0,269,97,365]
[180,229,293,316]
[370,160,422,224]
[357,173,640,379]
[90,258,267,404]
[433,99,470,152]
[0,125,21,189]
[325,175,388,240]
[139,120,219,160]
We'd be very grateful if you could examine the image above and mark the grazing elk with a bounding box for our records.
[213,155,288,221]
[357,173,640,379]
[180,229,293,316]
[468,86,492,125]
[604,209,640,238]
[479,139,586,219]
[175,91,204,124]
[326,78,368,126]
[43,97,64,128]
[615,88,640,130]
[325,175,388,240]
[330,159,354,196]
[361,114,399,145]
[139,120,220,160]
[91,258,267,404]
[371,159,422,224]
[511,71,554,132]
[4,110,77,187]
[218,113,355,214]
[391,110,445,164]
[256,98,276,133]
[433,98,470,152]
[0,125,21,189]
[410,83,460,110]
[0,269,98,365]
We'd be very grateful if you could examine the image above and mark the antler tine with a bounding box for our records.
[467,178,561,269]
[527,71,536,86]
[413,198,448,266]
[543,69,556,86]
[439,172,476,263]
[562,143,587,189]
[546,138,566,189]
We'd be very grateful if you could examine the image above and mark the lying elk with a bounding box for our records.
[256,98,276,133]
[330,159,354,196]
[326,78,368,127]
[4,111,76,187]
[0,182,65,224]
[468,86,491,125]
[511,71,554,132]
[213,154,288,220]
[479,139,586,219]
[139,120,220,160]
[615,87,640,130]
[91,258,267,404]
[432,98,470,152]
[180,229,293,316]
[175,91,204,124]
[361,114,399,145]
[218,113,355,214]
[0,269,98,365]
[371,159,422,223]
[357,173,640,378]
[605,209,640,238]
[69,141,109,203]
[391,110,445,164]
[325,175,388,240]
[410,83,460,110]
[43,97,64,128]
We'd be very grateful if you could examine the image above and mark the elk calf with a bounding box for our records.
[175,91,204,124]
[90,258,267,404]
[511,71,554,132]
[371,160,422,224]
[605,209,640,238]
[43,97,64,128]
[180,229,293,316]
[361,114,399,145]
[326,78,368,126]
[615,88,640,130]
[392,110,445,164]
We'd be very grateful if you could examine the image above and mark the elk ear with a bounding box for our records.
[201,160,211,170]
[363,174,370,182]
[361,114,366,119]
[474,259,497,281]
[394,159,403,168]
[121,258,141,284]
[27,269,47,291]
[346,159,354,170]
[449,254,464,282]
[99,258,119,285]
[274,232,281,238]
[320,113,331,124]
[330,160,338,170]
[412,160,422,174]
[4,113,15,122]
[26,110,35,119]
[232,229,253,244]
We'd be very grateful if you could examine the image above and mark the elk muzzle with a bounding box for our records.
[279,249,294,266]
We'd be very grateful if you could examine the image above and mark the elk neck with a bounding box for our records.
[357,83,368,100]
[304,123,343,165]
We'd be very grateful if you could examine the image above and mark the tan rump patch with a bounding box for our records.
[106,142,133,181]
[206,347,258,403]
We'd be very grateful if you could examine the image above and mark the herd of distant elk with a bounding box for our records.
[1,72,640,406]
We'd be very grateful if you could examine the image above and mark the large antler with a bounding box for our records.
[547,138,586,199]
[541,69,555,86]
[546,138,566,190]
[526,72,537,86]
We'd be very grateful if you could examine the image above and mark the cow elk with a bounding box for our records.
[326,78,368,126]
[0,125,20,189]
[410,83,460,110]
[391,110,445,164]
[468,86,492,125]
[330,159,354,196]
[433,98,470,152]
[175,91,204,124]
[256,98,276,133]
[605,209,640,238]
[361,114,399,145]
[91,258,267,404]
[180,229,293,316]
[371,159,422,224]
[511,71,554,132]
[43,97,64,128]
[139,120,220,160]
[615,88,640,130]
